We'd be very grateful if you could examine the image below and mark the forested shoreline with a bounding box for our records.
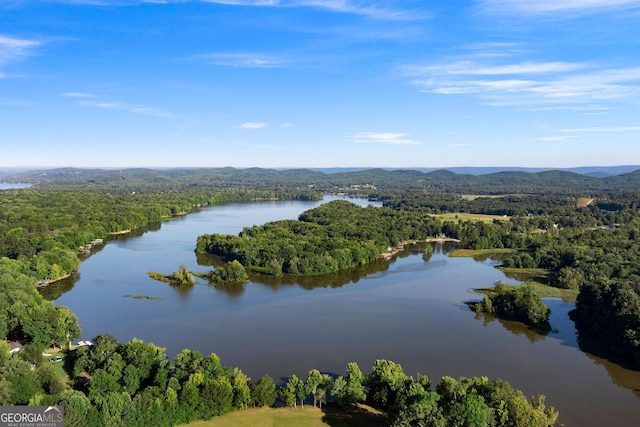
[2,168,640,425]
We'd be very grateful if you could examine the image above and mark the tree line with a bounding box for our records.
[0,335,558,427]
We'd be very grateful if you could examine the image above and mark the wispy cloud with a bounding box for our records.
[280,122,293,127]
[535,135,579,142]
[480,0,640,15]
[62,92,93,98]
[559,126,640,133]
[351,132,419,145]
[193,52,286,68]
[401,52,640,109]
[0,35,41,75]
[241,122,267,129]
[420,61,586,76]
[62,92,181,120]
[52,0,426,21]
[200,0,426,20]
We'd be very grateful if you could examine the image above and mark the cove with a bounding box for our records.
[45,196,640,427]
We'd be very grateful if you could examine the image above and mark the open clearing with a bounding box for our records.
[182,404,387,427]
[433,212,510,222]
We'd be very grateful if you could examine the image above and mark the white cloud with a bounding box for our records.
[63,92,181,120]
[480,0,640,15]
[535,136,579,142]
[559,126,640,133]
[0,35,41,74]
[409,61,584,76]
[241,122,267,129]
[403,53,640,108]
[200,0,426,20]
[351,132,419,145]
[201,0,276,5]
[54,0,426,21]
[194,52,286,68]
[280,122,293,127]
[62,92,94,98]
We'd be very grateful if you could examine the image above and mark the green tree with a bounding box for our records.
[250,375,276,407]
[278,376,298,408]
[304,369,323,408]
[334,362,367,406]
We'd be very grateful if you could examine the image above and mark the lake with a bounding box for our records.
[0,183,32,190]
[47,196,640,426]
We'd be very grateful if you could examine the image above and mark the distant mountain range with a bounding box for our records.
[309,165,640,177]
[2,165,640,195]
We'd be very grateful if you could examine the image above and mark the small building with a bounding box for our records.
[9,341,22,354]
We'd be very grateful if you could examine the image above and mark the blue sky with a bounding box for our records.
[1,0,640,169]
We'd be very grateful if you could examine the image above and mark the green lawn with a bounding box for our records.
[448,248,517,257]
[475,281,579,302]
[433,212,511,222]
[182,404,387,427]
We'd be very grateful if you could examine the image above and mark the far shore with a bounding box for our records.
[109,229,132,235]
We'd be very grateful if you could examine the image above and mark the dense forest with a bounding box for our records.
[197,200,443,275]
[2,167,640,425]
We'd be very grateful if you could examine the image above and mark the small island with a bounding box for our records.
[469,282,551,332]
[195,260,250,286]
[148,265,195,288]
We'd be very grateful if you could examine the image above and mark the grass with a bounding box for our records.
[475,281,579,302]
[432,212,511,222]
[448,248,517,257]
[181,404,388,427]
[460,194,523,200]
[497,266,549,277]
[576,197,594,207]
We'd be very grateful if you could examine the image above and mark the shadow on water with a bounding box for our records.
[38,272,80,301]
[195,243,447,295]
[196,251,392,295]
[472,311,549,343]
[576,331,640,398]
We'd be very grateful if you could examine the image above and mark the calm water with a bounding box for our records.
[0,183,32,190]
[48,196,640,426]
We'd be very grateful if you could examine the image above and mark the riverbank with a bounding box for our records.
[37,273,71,288]
[379,237,460,260]
[109,229,132,235]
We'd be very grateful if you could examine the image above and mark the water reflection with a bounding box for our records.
[194,243,445,296]
[196,252,392,294]
[38,272,79,300]
[473,311,548,343]
[577,331,640,397]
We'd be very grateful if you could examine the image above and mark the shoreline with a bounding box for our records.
[37,273,72,288]
[109,229,132,235]
[379,237,460,260]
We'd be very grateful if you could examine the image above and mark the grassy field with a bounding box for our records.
[475,281,579,302]
[460,194,523,200]
[181,404,388,427]
[432,212,510,222]
[576,197,594,207]
[448,248,517,257]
